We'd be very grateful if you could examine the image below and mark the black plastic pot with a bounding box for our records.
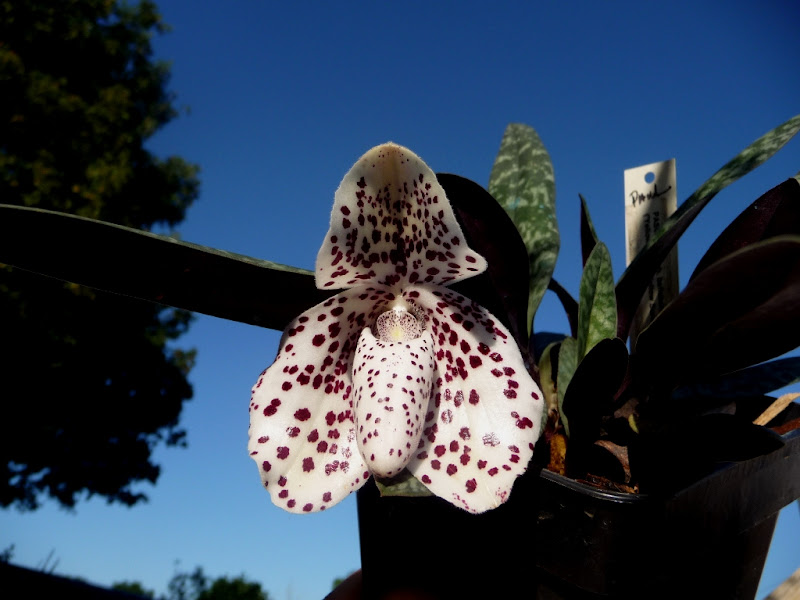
[357,429,800,600]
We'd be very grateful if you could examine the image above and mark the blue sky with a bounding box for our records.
[2,1,800,598]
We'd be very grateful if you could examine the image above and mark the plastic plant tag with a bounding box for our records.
[624,159,679,345]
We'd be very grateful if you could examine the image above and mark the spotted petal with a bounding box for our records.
[248,285,398,513]
[353,327,435,478]
[404,285,544,513]
[316,143,487,290]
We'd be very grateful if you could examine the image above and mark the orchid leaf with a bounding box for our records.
[488,123,559,336]
[577,242,617,361]
[440,173,530,350]
[561,337,628,450]
[0,204,331,330]
[690,178,800,279]
[635,236,800,388]
[557,336,578,437]
[617,113,800,340]
[546,277,578,338]
[673,357,800,400]
[374,470,433,498]
[579,194,599,266]
[532,331,567,362]
[538,340,560,414]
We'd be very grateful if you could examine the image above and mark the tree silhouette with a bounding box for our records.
[0,0,199,510]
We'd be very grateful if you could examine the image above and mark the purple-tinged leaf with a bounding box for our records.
[580,194,598,267]
[0,204,330,330]
[690,178,800,280]
[546,277,578,339]
[561,338,628,466]
[673,357,800,401]
[617,114,800,340]
[316,144,486,290]
[635,236,800,389]
[438,173,530,352]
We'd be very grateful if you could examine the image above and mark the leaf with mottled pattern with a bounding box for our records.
[488,123,559,336]
[557,337,578,438]
[577,242,617,361]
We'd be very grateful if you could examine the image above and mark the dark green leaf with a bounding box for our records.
[0,204,331,330]
[439,173,530,350]
[690,178,800,279]
[673,357,800,400]
[557,336,578,437]
[577,242,617,360]
[561,337,628,452]
[546,277,578,340]
[488,123,559,334]
[635,236,800,388]
[579,194,598,266]
[617,114,800,340]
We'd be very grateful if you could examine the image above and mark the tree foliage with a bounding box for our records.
[115,567,269,600]
[0,0,199,510]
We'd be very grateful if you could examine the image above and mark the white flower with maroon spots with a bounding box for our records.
[248,143,544,514]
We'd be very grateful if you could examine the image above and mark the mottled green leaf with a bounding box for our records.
[0,204,331,330]
[488,123,559,335]
[617,113,800,340]
[538,340,560,414]
[577,242,617,361]
[579,194,598,266]
[557,336,578,438]
[374,470,433,497]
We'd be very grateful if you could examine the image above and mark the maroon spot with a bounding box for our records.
[517,417,533,429]
[263,405,277,416]
[460,340,471,354]
[434,445,446,457]
[307,429,319,442]
[278,476,287,486]
[303,503,313,512]
[469,355,482,368]
[279,489,288,498]
[326,411,336,426]
[287,499,296,508]
[510,454,520,463]
[258,436,268,443]
[323,492,332,502]
[488,467,498,476]
[277,447,290,459]
[466,479,477,493]
[261,461,271,472]
[421,475,431,484]
[460,453,470,465]
[303,457,315,472]
[294,408,311,421]
[504,367,515,376]
[282,381,292,391]
[317,441,329,453]
[477,460,487,469]
[449,440,459,452]
[459,427,471,440]
[504,389,517,399]
[286,426,300,437]
[431,460,441,470]
[490,352,502,362]
[446,464,458,476]
[469,390,480,405]
[478,343,490,355]
[312,334,326,346]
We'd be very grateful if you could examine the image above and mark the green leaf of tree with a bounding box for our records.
[577,242,617,361]
[488,123,559,335]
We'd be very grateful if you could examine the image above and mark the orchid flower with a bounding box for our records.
[248,143,544,514]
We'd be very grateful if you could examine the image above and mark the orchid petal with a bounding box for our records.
[316,143,487,290]
[353,327,435,478]
[404,285,544,513]
[248,286,396,513]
